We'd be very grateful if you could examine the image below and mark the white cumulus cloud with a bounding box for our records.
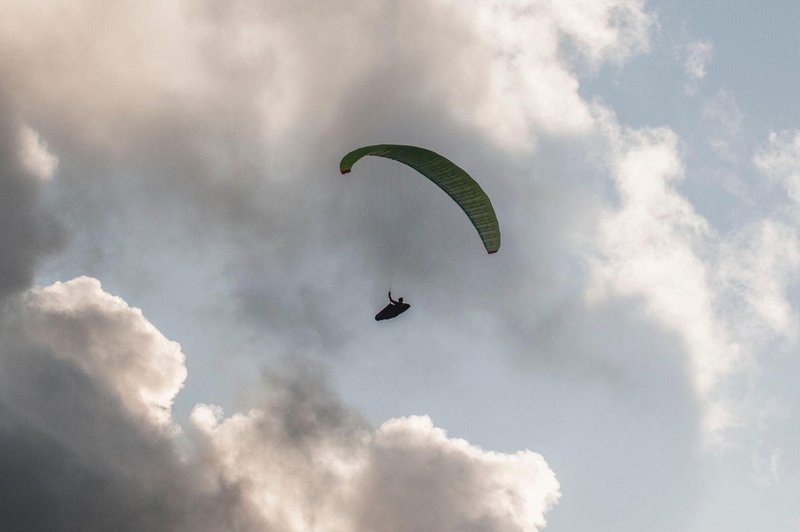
[9,276,187,427]
[193,402,559,532]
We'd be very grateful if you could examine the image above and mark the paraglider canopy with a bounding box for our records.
[340,144,500,254]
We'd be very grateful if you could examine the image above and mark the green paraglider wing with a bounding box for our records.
[340,144,500,254]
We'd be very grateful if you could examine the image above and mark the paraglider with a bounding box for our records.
[340,144,500,321]
[375,292,411,321]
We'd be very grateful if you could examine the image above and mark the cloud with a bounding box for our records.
[453,0,652,148]
[7,276,187,426]
[680,39,714,95]
[717,220,800,341]
[0,277,236,532]
[587,121,744,439]
[192,365,560,532]
[357,415,559,531]
[0,0,652,155]
[754,129,800,205]
[0,278,560,531]
[583,112,800,452]
[0,98,62,301]
[18,126,58,182]
[702,89,744,166]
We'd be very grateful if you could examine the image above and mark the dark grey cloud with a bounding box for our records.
[0,96,62,301]
[0,284,238,532]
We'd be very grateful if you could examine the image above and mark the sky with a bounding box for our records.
[1,0,800,530]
